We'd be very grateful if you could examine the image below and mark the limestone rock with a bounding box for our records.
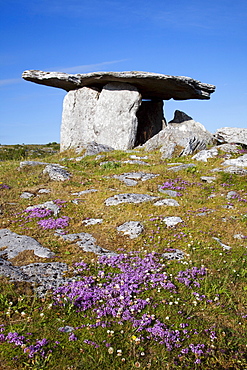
[43,164,71,181]
[154,199,180,206]
[113,172,159,186]
[162,216,183,227]
[192,148,218,162]
[144,111,213,155]
[169,110,193,123]
[162,248,184,260]
[117,221,144,239]
[61,232,115,255]
[221,153,247,167]
[22,70,216,100]
[60,87,99,152]
[214,127,247,146]
[105,193,157,206]
[93,83,141,150]
[0,229,55,259]
[82,142,115,156]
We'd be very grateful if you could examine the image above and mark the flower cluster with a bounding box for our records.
[0,182,11,190]
[38,216,70,230]
[160,178,191,192]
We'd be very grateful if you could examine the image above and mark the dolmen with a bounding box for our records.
[22,70,216,152]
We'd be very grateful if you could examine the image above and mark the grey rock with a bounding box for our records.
[169,110,193,123]
[211,166,247,175]
[72,189,98,196]
[0,229,55,259]
[179,137,207,156]
[226,191,238,199]
[162,248,184,260]
[214,127,247,146]
[162,216,183,227]
[105,193,157,206]
[0,258,30,281]
[43,164,71,181]
[60,87,100,152]
[22,70,216,100]
[167,163,195,172]
[129,155,149,160]
[212,237,231,250]
[221,154,247,167]
[82,141,115,157]
[61,232,115,255]
[93,83,142,150]
[19,160,48,169]
[26,201,60,216]
[122,160,150,165]
[158,187,181,197]
[144,112,213,153]
[192,148,218,162]
[160,142,176,159]
[117,221,144,239]
[37,188,51,194]
[82,218,103,226]
[20,192,34,199]
[234,234,246,239]
[154,198,180,206]
[113,172,159,186]
[200,176,216,183]
[216,143,240,153]
[58,326,75,333]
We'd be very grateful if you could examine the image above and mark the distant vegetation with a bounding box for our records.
[0,143,60,161]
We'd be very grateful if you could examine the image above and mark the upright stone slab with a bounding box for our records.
[60,86,99,152]
[93,83,142,150]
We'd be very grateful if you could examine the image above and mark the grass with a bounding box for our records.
[0,144,246,369]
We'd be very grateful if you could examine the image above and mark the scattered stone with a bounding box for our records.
[37,189,51,194]
[105,193,157,206]
[43,164,71,181]
[19,161,48,169]
[20,192,35,199]
[214,127,247,146]
[212,237,231,250]
[226,191,238,199]
[179,137,207,156]
[167,163,195,172]
[122,160,150,166]
[26,201,60,217]
[221,204,234,209]
[200,176,216,183]
[82,141,115,157]
[82,218,103,226]
[117,221,144,239]
[234,234,246,239]
[158,187,181,197]
[221,154,247,167]
[162,217,183,227]
[211,166,247,175]
[129,155,148,160]
[72,189,98,196]
[0,229,55,259]
[162,248,184,260]
[58,326,75,333]
[61,232,115,255]
[154,199,180,206]
[113,172,159,186]
[192,148,218,162]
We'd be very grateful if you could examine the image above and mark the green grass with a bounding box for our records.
[0,144,246,369]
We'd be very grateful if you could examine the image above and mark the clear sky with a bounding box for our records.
[1,0,247,144]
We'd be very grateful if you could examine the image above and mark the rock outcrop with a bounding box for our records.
[143,110,214,158]
[214,127,247,146]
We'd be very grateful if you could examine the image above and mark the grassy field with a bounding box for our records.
[0,144,246,369]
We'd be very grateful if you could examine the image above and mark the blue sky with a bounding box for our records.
[1,0,247,144]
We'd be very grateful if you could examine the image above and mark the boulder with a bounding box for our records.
[214,127,247,146]
[93,83,142,150]
[117,221,144,239]
[144,111,214,156]
[22,70,216,100]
